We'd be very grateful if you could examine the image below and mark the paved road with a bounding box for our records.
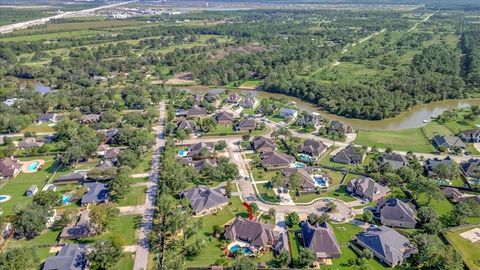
[0,1,133,34]
[133,101,165,270]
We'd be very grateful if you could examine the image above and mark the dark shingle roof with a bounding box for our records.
[43,244,87,270]
[180,185,228,213]
[261,151,295,167]
[81,182,109,204]
[298,139,327,157]
[381,153,408,170]
[377,198,416,226]
[433,135,466,149]
[224,217,274,248]
[301,221,341,258]
[55,171,87,183]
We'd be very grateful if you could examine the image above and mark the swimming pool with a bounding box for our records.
[292,161,306,168]
[298,153,313,162]
[177,149,188,157]
[62,195,73,205]
[229,244,254,255]
[0,195,11,203]
[27,161,40,172]
[313,175,329,188]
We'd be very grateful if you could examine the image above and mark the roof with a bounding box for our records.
[236,118,257,129]
[55,171,87,183]
[177,118,197,130]
[60,211,94,239]
[279,107,297,117]
[43,244,87,270]
[186,105,208,116]
[377,198,416,225]
[188,142,215,158]
[424,156,455,176]
[460,129,480,139]
[239,96,257,108]
[224,217,275,248]
[104,148,121,160]
[298,139,327,157]
[252,136,276,152]
[281,168,316,189]
[300,221,341,258]
[215,111,235,122]
[356,226,413,266]
[18,137,45,148]
[381,153,408,170]
[227,93,241,103]
[261,151,295,167]
[460,158,480,178]
[333,145,363,164]
[81,182,109,204]
[347,176,390,201]
[0,157,22,178]
[433,135,466,148]
[37,113,60,122]
[330,121,352,133]
[80,114,101,122]
[298,114,320,126]
[193,159,217,170]
[180,185,228,213]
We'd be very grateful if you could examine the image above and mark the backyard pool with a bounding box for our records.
[177,149,189,157]
[292,161,306,168]
[313,175,329,188]
[62,194,73,205]
[27,161,40,172]
[0,195,11,203]
[229,244,254,255]
[298,153,313,162]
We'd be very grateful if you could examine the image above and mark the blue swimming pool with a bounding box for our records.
[298,153,313,162]
[62,195,73,205]
[27,161,40,172]
[229,244,253,255]
[293,161,306,168]
[178,149,188,157]
[0,195,11,203]
[314,175,328,187]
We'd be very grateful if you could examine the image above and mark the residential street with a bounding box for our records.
[133,101,165,270]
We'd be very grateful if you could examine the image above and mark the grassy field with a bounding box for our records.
[444,224,480,270]
[7,228,60,249]
[20,123,55,134]
[116,186,146,207]
[131,150,152,174]
[355,128,435,153]
[2,30,106,42]
[110,215,141,245]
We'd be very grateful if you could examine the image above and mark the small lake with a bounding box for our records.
[187,86,480,130]
[20,79,52,94]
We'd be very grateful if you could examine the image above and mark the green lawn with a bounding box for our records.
[417,193,453,217]
[115,186,146,207]
[288,230,301,260]
[20,123,55,134]
[131,150,153,174]
[110,215,140,245]
[0,156,57,215]
[444,224,480,270]
[355,128,435,153]
[251,168,277,182]
[116,253,136,270]
[267,114,285,123]
[423,121,454,138]
[256,182,280,203]
[7,228,60,249]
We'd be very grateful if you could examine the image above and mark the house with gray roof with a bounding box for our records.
[193,159,218,171]
[81,182,109,206]
[381,153,408,170]
[260,151,295,170]
[239,96,257,109]
[188,142,215,160]
[79,114,101,124]
[459,129,480,142]
[432,135,466,150]
[0,157,22,179]
[227,93,242,104]
[329,121,353,134]
[177,118,197,132]
[356,226,415,267]
[18,137,46,149]
[104,148,121,162]
[300,221,341,259]
[460,158,480,179]
[54,171,88,184]
[281,168,316,191]
[60,210,95,240]
[272,231,290,254]
[180,186,228,216]
[297,113,321,127]
[252,136,276,154]
[278,108,298,119]
[347,176,390,202]
[43,244,88,270]
[215,111,235,125]
[186,105,208,118]
[224,217,275,250]
[298,139,328,159]
[332,145,364,165]
[441,187,464,202]
[37,113,62,124]
[376,198,417,229]
[424,156,455,177]
[235,118,257,132]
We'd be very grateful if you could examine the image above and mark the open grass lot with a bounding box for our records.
[355,128,435,153]
[183,197,250,268]
[2,30,106,42]
[20,122,55,134]
[288,230,301,260]
[251,167,277,182]
[0,8,51,26]
[267,114,285,123]
[417,193,453,217]
[7,228,60,249]
[256,182,279,203]
[110,215,140,245]
[0,156,57,215]
[131,150,153,174]
[116,253,136,270]
[116,186,146,207]
[444,224,480,270]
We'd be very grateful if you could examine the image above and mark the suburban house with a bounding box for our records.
[332,145,364,164]
[252,136,276,154]
[460,158,480,179]
[104,148,122,162]
[96,144,109,157]
[37,113,62,123]
[18,137,46,149]
[193,94,204,103]
[281,168,317,191]
[346,177,390,202]
[43,244,88,270]
[81,182,109,206]
[54,171,88,185]
[260,151,295,170]
[177,118,197,132]
[3,98,22,107]
[79,114,101,124]
[186,105,208,118]
[26,185,39,197]
[0,157,22,179]
[224,217,275,250]
[376,198,417,229]
[424,156,455,177]
[239,96,257,109]
[235,119,257,132]
[298,139,328,159]
[432,135,466,150]
[441,187,464,202]
[297,113,321,127]
[356,226,415,267]
[180,186,228,216]
[329,121,353,134]
[60,210,95,240]
[227,93,242,104]
[187,142,215,160]
[193,159,218,171]
[459,129,480,142]
[278,108,298,119]
[204,92,220,102]
[381,153,408,170]
[300,221,342,260]
[215,111,235,125]
[102,128,119,144]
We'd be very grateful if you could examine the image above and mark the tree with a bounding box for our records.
[58,145,85,166]
[274,251,290,267]
[215,140,227,151]
[325,201,337,212]
[117,149,140,168]
[12,203,50,239]
[296,247,316,268]
[54,208,77,230]
[233,256,256,270]
[449,202,472,226]
[110,166,132,200]
[417,206,442,233]
[88,234,124,270]
[411,233,463,270]
[271,171,285,188]
[89,204,120,233]
[250,203,259,214]
[288,173,302,196]
[33,190,61,209]
[225,179,233,197]
[362,210,374,224]
[268,208,276,220]
[285,212,299,228]
[0,247,39,270]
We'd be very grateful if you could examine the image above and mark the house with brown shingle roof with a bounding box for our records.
[227,93,242,104]
[224,217,275,250]
[188,142,215,160]
[18,137,45,149]
[298,139,328,159]
[376,198,417,229]
[176,118,197,132]
[346,176,390,202]
[0,157,22,179]
[300,221,342,259]
[186,106,208,118]
[235,119,257,132]
[180,185,228,216]
[460,158,480,179]
[260,151,295,170]
[79,114,101,124]
[252,136,276,154]
[215,111,235,125]
[330,121,353,134]
[281,168,316,191]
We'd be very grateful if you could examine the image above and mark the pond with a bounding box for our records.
[20,79,52,94]
[186,86,480,130]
